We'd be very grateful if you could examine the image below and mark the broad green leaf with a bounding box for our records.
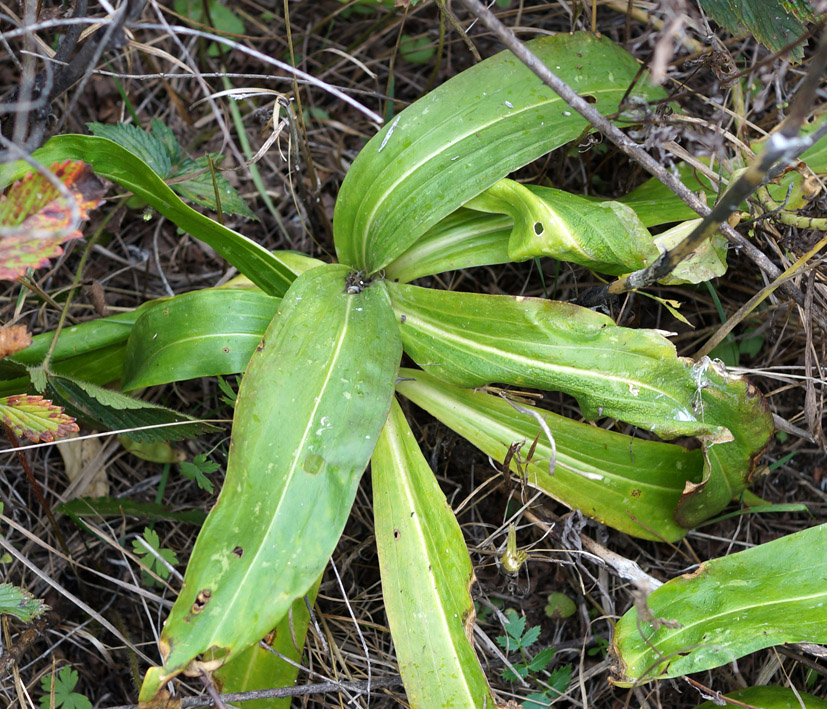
[122,289,280,390]
[212,577,321,709]
[0,394,78,442]
[0,582,49,622]
[465,180,657,275]
[384,209,512,282]
[334,32,666,272]
[0,136,298,296]
[139,264,402,700]
[696,686,827,709]
[373,398,496,707]
[56,496,207,526]
[395,368,701,541]
[387,283,773,527]
[88,122,172,178]
[46,375,214,442]
[611,524,827,684]
[0,161,103,281]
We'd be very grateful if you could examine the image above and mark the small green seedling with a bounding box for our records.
[179,452,220,493]
[39,666,91,709]
[132,527,179,587]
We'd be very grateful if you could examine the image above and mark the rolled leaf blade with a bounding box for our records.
[611,524,827,683]
[122,289,280,390]
[373,397,496,707]
[395,368,700,542]
[139,264,402,699]
[334,32,666,272]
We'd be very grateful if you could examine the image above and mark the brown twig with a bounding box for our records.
[100,676,405,709]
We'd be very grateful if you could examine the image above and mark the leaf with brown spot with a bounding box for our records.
[0,160,105,281]
[0,394,79,442]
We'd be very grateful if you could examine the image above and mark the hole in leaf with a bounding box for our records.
[192,589,212,614]
[232,546,244,557]
[533,222,544,235]
[583,94,597,104]
[393,529,401,540]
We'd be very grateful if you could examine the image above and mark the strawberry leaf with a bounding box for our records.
[0,161,104,281]
[0,394,79,442]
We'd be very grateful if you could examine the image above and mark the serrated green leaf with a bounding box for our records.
[395,368,701,542]
[122,288,279,390]
[0,136,298,296]
[334,32,666,272]
[170,155,256,219]
[521,625,541,648]
[46,375,214,442]
[149,119,182,165]
[0,394,78,442]
[527,646,555,672]
[0,582,49,622]
[88,122,173,177]
[372,399,496,708]
[611,524,827,684]
[139,264,402,700]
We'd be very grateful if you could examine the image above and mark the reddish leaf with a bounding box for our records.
[0,160,105,281]
[0,324,32,359]
[0,394,79,442]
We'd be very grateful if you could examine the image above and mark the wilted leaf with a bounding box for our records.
[59,432,110,499]
[0,161,104,281]
[0,394,79,442]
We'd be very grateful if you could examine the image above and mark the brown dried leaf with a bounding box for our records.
[0,324,32,359]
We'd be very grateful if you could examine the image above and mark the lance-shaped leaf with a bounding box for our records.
[395,369,701,542]
[611,524,827,684]
[0,161,104,281]
[0,395,78,442]
[334,32,666,272]
[122,289,280,390]
[384,209,512,283]
[212,577,322,709]
[46,375,213,442]
[696,686,827,709]
[0,136,299,296]
[373,398,496,706]
[387,283,773,527]
[139,264,402,700]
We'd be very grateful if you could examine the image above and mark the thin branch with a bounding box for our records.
[456,0,824,326]
[100,676,405,709]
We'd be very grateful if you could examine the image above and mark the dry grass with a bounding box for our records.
[1,1,826,707]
